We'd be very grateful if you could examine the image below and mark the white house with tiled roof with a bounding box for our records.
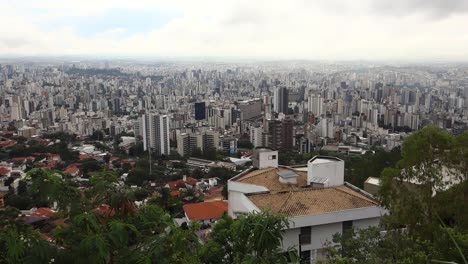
[228,149,385,263]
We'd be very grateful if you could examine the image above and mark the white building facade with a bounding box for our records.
[142,113,170,156]
[228,155,385,263]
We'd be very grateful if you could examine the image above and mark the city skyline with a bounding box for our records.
[2,0,468,61]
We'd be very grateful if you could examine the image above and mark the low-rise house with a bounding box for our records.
[204,186,224,201]
[187,157,236,171]
[166,176,198,191]
[64,164,81,177]
[21,207,55,226]
[183,201,228,224]
[228,148,385,263]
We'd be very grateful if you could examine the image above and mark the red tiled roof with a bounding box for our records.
[40,233,54,242]
[11,156,35,162]
[79,154,91,160]
[0,167,10,175]
[241,150,253,157]
[167,180,186,191]
[0,140,17,148]
[207,186,223,195]
[64,165,79,174]
[93,204,116,217]
[185,176,198,186]
[35,207,55,217]
[170,191,180,197]
[183,201,228,221]
[53,218,68,228]
[204,186,224,201]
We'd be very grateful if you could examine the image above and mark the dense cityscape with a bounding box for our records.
[1,0,468,263]
[0,59,466,263]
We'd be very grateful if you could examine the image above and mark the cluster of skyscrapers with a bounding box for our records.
[0,61,467,155]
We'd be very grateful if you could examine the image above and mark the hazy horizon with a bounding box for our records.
[2,0,468,61]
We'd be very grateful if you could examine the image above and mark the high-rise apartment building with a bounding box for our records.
[176,130,220,156]
[250,125,264,147]
[142,113,170,156]
[237,99,262,120]
[267,118,293,151]
[194,102,206,120]
[177,132,198,157]
[308,94,323,117]
[273,86,289,114]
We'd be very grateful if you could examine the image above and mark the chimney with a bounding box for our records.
[183,175,187,182]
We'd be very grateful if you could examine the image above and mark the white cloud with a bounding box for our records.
[1,0,468,60]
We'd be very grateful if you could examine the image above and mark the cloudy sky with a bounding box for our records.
[2,0,468,61]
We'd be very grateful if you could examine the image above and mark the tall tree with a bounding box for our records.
[201,211,297,264]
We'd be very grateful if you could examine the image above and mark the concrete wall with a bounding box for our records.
[308,158,344,186]
[228,181,269,193]
[228,191,260,217]
[364,182,379,196]
[291,206,383,228]
[282,227,300,251]
[281,218,380,264]
[310,222,342,250]
[353,217,380,229]
[253,150,278,169]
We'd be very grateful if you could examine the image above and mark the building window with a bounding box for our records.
[300,226,311,245]
[268,155,277,160]
[342,220,353,235]
[300,250,311,264]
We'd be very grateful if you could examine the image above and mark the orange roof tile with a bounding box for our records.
[93,204,116,217]
[183,201,228,221]
[64,165,79,174]
[167,180,186,191]
[11,156,35,162]
[247,185,378,217]
[79,154,91,160]
[185,176,198,186]
[0,167,10,175]
[235,167,308,192]
[35,207,55,217]
[170,191,180,197]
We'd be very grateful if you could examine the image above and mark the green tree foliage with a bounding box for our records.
[322,127,468,264]
[128,141,144,157]
[43,131,77,144]
[125,159,165,186]
[321,227,435,264]
[5,194,32,210]
[46,141,79,162]
[237,139,254,149]
[189,147,225,161]
[90,130,105,141]
[200,211,297,264]
[379,127,461,231]
[2,167,299,263]
[278,149,401,188]
[206,167,237,182]
[80,158,103,177]
[131,187,150,201]
[0,207,56,264]
[147,187,182,216]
